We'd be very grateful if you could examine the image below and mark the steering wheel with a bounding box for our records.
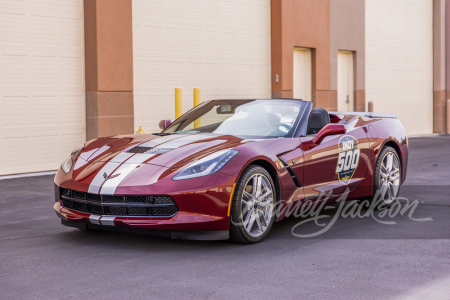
[274,123,292,131]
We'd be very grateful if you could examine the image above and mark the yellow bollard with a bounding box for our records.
[175,88,182,119]
[193,88,201,128]
[135,126,145,134]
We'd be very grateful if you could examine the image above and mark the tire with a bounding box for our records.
[369,146,402,209]
[229,165,276,244]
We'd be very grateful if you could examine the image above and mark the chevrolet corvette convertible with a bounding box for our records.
[54,99,408,243]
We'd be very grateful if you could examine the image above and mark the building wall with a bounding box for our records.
[365,0,434,136]
[272,0,365,112]
[132,0,272,132]
[0,0,448,176]
[84,0,134,140]
[330,0,365,112]
[271,0,331,106]
[0,0,85,175]
[432,0,446,133]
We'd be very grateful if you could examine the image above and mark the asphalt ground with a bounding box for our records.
[0,135,449,300]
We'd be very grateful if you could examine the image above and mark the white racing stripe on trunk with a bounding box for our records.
[99,216,115,226]
[99,154,156,195]
[87,153,134,195]
[89,215,101,225]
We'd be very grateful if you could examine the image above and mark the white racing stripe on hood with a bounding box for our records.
[123,153,156,164]
[88,161,122,195]
[108,152,134,163]
[151,134,214,149]
[139,134,190,148]
[87,152,134,195]
[85,145,111,161]
[99,153,156,195]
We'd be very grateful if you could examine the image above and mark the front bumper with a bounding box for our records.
[54,168,237,240]
[55,203,230,240]
[56,207,229,240]
[55,201,229,230]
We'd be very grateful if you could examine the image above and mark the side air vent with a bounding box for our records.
[127,146,174,155]
[279,157,302,188]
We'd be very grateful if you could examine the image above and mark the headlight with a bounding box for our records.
[173,149,239,180]
[61,144,84,173]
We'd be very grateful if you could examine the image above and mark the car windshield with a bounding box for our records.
[162,99,307,138]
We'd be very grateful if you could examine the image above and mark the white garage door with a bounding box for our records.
[366,0,433,136]
[0,1,85,176]
[133,0,271,132]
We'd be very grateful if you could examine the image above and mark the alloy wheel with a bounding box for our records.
[241,173,274,237]
[379,152,401,204]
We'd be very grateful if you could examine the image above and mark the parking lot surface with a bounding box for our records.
[1,135,449,300]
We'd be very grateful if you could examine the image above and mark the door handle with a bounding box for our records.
[346,95,350,103]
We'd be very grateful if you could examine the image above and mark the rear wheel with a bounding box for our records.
[370,146,401,208]
[229,165,275,244]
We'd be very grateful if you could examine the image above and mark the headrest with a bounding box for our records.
[306,108,330,135]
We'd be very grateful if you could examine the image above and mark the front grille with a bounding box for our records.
[104,206,126,216]
[60,188,178,217]
[61,188,71,198]
[72,190,86,200]
[62,198,74,209]
[126,196,148,204]
[127,207,150,216]
[88,204,103,214]
[152,206,179,216]
[103,195,124,203]
[154,196,174,204]
[87,193,101,203]
[73,201,88,212]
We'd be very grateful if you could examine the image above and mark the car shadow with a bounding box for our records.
[55,198,449,252]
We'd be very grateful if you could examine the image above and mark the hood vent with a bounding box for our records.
[127,146,174,155]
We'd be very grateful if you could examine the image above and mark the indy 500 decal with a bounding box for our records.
[335,136,360,185]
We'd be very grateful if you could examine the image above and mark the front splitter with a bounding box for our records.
[61,219,230,241]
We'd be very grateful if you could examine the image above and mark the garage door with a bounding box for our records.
[133,0,272,132]
[366,0,433,136]
[0,1,85,176]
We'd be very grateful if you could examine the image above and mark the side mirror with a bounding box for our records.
[301,124,346,151]
[159,119,171,130]
[312,124,346,145]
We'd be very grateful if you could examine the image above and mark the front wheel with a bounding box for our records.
[229,165,276,244]
[370,146,402,208]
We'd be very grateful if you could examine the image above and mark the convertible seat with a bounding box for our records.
[306,108,330,134]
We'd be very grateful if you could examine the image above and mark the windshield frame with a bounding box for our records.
[161,99,312,139]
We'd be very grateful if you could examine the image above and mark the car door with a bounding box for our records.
[282,117,370,203]
[296,133,345,201]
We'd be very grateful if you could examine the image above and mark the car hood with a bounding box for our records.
[66,133,247,195]
[78,132,246,169]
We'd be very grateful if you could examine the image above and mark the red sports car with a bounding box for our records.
[54,99,408,243]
